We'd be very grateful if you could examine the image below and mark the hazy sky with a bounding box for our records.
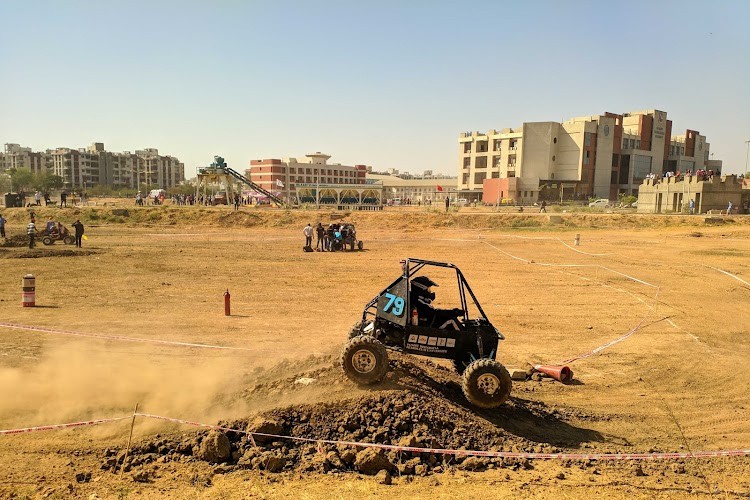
[1,0,749,177]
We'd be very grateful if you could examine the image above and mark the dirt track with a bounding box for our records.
[0,206,749,498]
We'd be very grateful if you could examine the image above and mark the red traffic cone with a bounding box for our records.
[533,364,573,384]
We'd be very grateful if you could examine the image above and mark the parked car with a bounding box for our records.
[214,191,228,205]
[588,199,610,208]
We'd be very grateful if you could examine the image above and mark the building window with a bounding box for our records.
[464,143,471,153]
[553,137,557,144]
[635,140,640,149]
[629,139,635,149]
[463,157,470,168]
[552,155,556,162]
[493,140,502,151]
[584,133,591,147]
[623,139,628,149]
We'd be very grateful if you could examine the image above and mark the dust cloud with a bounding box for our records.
[0,339,271,429]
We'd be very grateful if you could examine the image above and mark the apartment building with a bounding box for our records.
[1,143,46,175]
[1,142,185,190]
[459,110,721,203]
[134,148,184,190]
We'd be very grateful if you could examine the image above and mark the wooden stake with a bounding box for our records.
[119,402,139,478]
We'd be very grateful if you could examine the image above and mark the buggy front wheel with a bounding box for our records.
[42,236,53,246]
[340,335,388,385]
[462,359,512,408]
[63,236,75,245]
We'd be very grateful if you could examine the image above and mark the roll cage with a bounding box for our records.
[360,258,495,331]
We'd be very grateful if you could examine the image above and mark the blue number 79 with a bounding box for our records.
[384,292,405,317]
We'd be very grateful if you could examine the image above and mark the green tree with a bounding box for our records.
[9,168,34,192]
[35,172,64,192]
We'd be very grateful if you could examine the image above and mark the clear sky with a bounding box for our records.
[1,0,749,177]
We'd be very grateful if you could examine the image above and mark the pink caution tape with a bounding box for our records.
[134,413,750,461]
[0,416,128,436]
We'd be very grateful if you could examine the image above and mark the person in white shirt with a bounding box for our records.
[303,223,313,247]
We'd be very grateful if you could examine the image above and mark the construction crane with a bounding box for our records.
[197,156,286,207]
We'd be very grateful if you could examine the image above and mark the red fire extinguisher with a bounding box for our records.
[224,289,231,316]
[411,307,418,326]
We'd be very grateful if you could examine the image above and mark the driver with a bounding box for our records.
[410,276,463,330]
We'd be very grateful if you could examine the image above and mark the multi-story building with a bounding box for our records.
[460,110,721,203]
[366,171,458,203]
[48,145,103,189]
[1,142,184,190]
[247,152,368,199]
[2,143,46,175]
[134,148,184,190]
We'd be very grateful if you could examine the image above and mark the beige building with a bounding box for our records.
[637,174,745,214]
[459,110,721,203]
[1,142,185,190]
[1,143,46,175]
[366,173,457,203]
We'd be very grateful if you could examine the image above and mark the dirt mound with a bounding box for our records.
[104,354,611,477]
[0,233,29,248]
[2,204,749,231]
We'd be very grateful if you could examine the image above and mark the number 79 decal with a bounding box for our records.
[383,292,405,317]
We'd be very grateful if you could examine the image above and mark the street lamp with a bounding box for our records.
[745,139,750,178]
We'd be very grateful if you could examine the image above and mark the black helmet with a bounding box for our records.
[411,276,438,290]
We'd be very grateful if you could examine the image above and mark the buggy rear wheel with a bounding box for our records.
[42,236,53,246]
[461,359,512,408]
[341,335,388,385]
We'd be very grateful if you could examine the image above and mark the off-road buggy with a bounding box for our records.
[341,258,511,408]
[41,222,76,246]
[328,222,364,251]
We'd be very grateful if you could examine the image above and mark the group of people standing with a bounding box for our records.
[303,222,357,252]
[23,215,85,249]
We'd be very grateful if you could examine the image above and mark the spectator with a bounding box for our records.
[539,200,547,213]
[34,191,42,206]
[445,197,450,213]
[27,218,37,248]
[315,222,325,252]
[303,223,313,248]
[727,201,733,216]
[72,219,84,247]
[0,213,6,239]
[60,191,67,208]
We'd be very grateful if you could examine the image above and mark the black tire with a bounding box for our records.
[461,359,512,409]
[63,236,75,245]
[340,335,388,385]
[357,240,364,250]
[42,236,53,246]
[347,321,363,339]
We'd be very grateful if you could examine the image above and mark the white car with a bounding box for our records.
[588,199,610,208]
